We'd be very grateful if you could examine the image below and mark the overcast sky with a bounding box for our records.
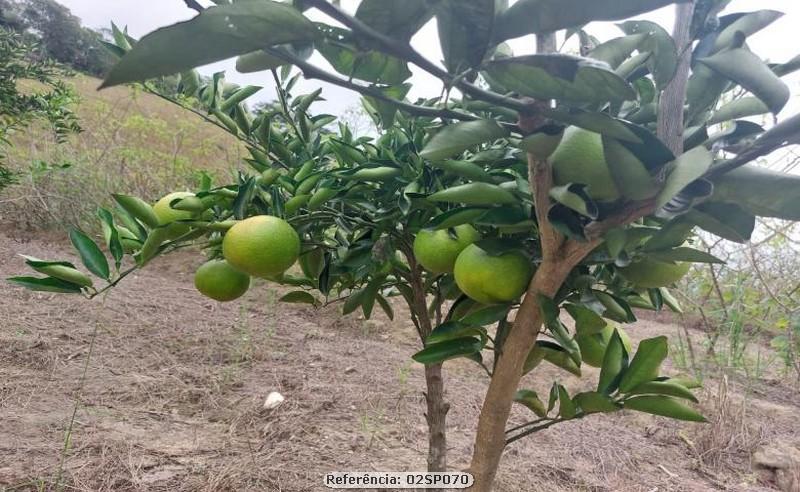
[57,0,800,118]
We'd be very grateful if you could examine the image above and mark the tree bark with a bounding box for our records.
[657,1,696,154]
[407,253,450,474]
[468,257,581,491]
[424,362,449,472]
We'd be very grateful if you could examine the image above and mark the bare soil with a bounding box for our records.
[1,231,798,491]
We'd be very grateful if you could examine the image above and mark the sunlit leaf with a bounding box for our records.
[484,54,636,104]
[102,0,316,87]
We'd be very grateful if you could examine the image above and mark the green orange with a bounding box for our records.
[453,244,533,304]
[413,224,480,274]
[222,215,300,278]
[194,259,250,302]
[619,258,691,288]
[550,127,620,201]
[153,191,196,239]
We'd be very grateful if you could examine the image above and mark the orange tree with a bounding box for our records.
[10,1,800,490]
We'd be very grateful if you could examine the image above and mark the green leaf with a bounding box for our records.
[427,182,518,206]
[375,294,395,320]
[588,33,649,69]
[102,0,316,87]
[362,83,411,129]
[603,228,627,259]
[233,176,257,220]
[427,321,486,344]
[574,391,621,414]
[113,194,159,229]
[279,291,319,306]
[97,208,124,271]
[656,146,713,209]
[461,304,512,327]
[628,380,698,403]
[549,184,598,219]
[643,219,695,251]
[343,288,365,315]
[429,159,496,183]
[437,0,495,73]
[493,0,687,41]
[221,85,263,112]
[355,0,432,41]
[526,341,582,377]
[659,288,683,314]
[710,165,800,221]
[539,295,581,366]
[19,256,93,288]
[708,97,769,126]
[697,48,790,114]
[686,62,729,124]
[412,337,484,364]
[317,26,411,85]
[619,336,668,393]
[236,41,313,73]
[618,20,678,89]
[421,120,509,161]
[69,228,109,280]
[557,385,576,419]
[598,328,629,394]
[685,202,755,243]
[484,54,636,104]
[514,389,547,417]
[646,247,723,264]
[712,10,783,53]
[624,395,706,422]
[566,304,607,336]
[544,109,641,143]
[427,207,488,230]
[7,276,84,294]
[772,53,800,78]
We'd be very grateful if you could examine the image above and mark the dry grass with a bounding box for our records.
[1,75,244,231]
[676,375,767,489]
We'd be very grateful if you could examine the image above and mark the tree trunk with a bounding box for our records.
[657,1,696,154]
[468,258,579,491]
[424,362,449,472]
[406,252,451,474]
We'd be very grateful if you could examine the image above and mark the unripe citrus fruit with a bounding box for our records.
[453,244,533,304]
[619,258,691,288]
[576,324,633,367]
[194,259,250,302]
[550,127,620,201]
[153,192,196,239]
[222,215,300,278]
[413,224,480,274]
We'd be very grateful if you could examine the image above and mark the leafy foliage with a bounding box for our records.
[8,1,800,485]
[0,27,80,191]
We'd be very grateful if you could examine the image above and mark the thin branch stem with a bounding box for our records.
[505,417,568,445]
[505,417,548,435]
[304,0,527,113]
[265,48,478,122]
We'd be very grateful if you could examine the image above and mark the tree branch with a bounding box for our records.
[527,33,562,259]
[264,47,479,122]
[657,1,695,154]
[584,199,657,241]
[304,0,527,113]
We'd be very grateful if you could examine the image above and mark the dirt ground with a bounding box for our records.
[1,230,799,492]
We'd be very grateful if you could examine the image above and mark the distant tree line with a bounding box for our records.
[0,0,114,77]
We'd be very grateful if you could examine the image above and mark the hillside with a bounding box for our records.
[1,230,799,491]
[1,75,244,230]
